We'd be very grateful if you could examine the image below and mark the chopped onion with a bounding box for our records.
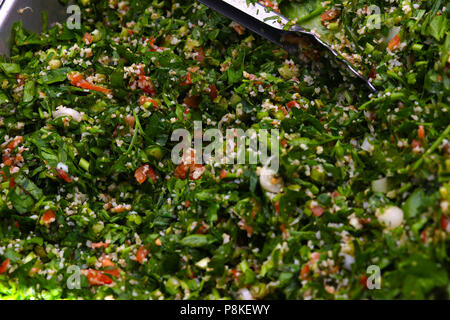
[53,106,83,122]
[239,288,254,300]
[343,253,355,271]
[377,206,404,230]
[259,167,283,194]
[372,177,388,193]
[361,138,374,153]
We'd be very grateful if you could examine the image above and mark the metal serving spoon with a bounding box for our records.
[197,0,377,93]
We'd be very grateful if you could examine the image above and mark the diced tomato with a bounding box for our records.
[219,169,228,179]
[189,164,205,180]
[68,72,83,84]
[231,269,242,280]
[101,257,115,268]
[174,163,189,179]
[321,8,340,25]
[68,72,111,95]
[331,191,340,198]
[41,209,56,225]
[0,259,10,274]
[274,200,280,214]
[441,216,450,232]
[145,37,164,52]
[135,164,157,184]
[180,72,193,86]
[138,95,158,108]
[82,269,113,286]
[83,32,93,45]
[137,75,156,95]
[369,67,377,80]
[81,81,111,94]
[91,242,109,249]
[146,166,158,182]
[184,95,201,108]
[388,35,401,51]
[101,258,121,278]
[418,125,425,140]
[310,252,321,263]
[184,200,191,208]
[110,205,131,213]
[286,100,300,111]
[6,136,23,151]
[300,264,310,280]
[57,169,72,183]
[136,246,149,264]
[2,155,13,166]
[281,139,287,147]
[194,47,205,62]
[231,22,245,35]
[174,150,205,180]
[125,115,135,129]
[238,219,253,236]
[209,84,218,100]
[360,275,368,288]
[311,206,325,217]
[134,166,147,184]
[9,178,16,189]
[411,139,421,150]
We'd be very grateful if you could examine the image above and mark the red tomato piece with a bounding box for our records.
[7,136,23,150]
[83,32,93,45]
[209,84,218,100]
[388,35,401,51]
[194,47,205,62]
[418,125,425,140]
[82,269,113,286]
[0,258,10,274]
[183,95,201,108]
[125,115,135,129]
[321,8,340,25]
[68,72,111,95]
[138,95,158,108]
[91,242,109,249]
[57,169,72,183]
[41,210,56,225]
[135,164,158,184]
[136,246,149,264]
[180,72,193,86]
[137,75,156,95]
[311,206,325,217]
[134,166,148,184]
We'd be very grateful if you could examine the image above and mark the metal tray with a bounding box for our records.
[0,0,71,56]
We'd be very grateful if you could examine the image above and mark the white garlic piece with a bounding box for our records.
[53,106,83,122]
[377,206,404,230]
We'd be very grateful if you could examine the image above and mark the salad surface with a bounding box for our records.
[0,0,449,300]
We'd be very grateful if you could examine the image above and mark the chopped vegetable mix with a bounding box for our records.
[0,0,449,300]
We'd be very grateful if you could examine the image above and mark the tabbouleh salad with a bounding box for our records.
[0,0,449,300]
